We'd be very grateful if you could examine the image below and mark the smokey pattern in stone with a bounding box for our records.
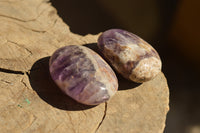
[98,29,162,83]
[49,45,118,105]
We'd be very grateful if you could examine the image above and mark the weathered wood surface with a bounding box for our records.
[0,0,169,133]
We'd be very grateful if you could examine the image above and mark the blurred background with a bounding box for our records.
[51,0,200,132]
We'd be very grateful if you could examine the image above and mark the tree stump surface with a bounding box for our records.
[0,0,169,133]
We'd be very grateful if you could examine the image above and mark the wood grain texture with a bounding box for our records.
[0,0,169,133]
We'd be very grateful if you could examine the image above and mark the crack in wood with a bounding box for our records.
[7,40,33,56]
[25,113,37,130]
[51,123,62,132]
[0,67,24,75]
[23,18,58,33]
[4,17,58,34]
[0,79,12,84]
[95,102,107,133]
[20,77,29,89]
[25,70,31,79]
[25,18,58,33]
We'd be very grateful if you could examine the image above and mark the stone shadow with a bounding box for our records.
[29,57,96,111]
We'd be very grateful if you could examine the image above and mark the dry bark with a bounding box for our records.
[0,0,169,133]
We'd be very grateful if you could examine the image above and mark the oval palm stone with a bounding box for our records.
[49,45,118,105]
[98,29,162,83]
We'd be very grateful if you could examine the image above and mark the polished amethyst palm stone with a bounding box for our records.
[98,29,162,83]
[49,45,118,105]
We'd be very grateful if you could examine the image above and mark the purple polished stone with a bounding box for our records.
[98,29,162,83]
[49,45,118,105]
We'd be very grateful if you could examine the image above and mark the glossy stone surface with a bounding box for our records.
[98,29,162,83]
[49,45,118,105]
